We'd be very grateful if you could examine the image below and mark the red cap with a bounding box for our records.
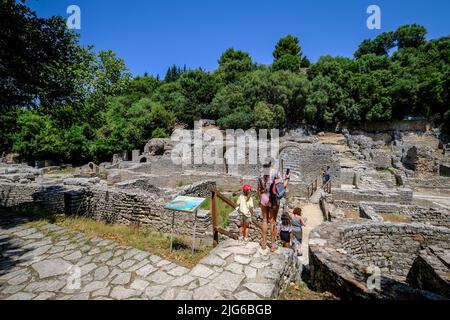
[242,183,252,191]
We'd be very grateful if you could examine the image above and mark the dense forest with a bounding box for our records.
[1,1,449,164]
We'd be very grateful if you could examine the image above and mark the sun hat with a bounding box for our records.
[262,156,273,167]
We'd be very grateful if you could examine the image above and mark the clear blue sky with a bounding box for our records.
[27,0,450,78]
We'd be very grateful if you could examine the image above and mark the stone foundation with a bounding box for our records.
[0,180,215,248]
[309,220,450,299]
[406,246,450,298]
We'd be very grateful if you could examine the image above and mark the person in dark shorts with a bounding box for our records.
[257,157,290,253]
[279,212,292,248]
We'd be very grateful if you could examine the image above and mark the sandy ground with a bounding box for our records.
[297,199,324,265]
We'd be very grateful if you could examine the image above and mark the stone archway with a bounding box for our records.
[278,142,340,186]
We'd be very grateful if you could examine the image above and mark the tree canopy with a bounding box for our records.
[1,1,449,163]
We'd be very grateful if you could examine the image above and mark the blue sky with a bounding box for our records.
[27,0,450,77]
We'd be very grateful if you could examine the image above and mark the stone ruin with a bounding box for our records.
[1,120,449,300]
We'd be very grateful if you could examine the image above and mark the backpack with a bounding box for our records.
[270,177,286,200]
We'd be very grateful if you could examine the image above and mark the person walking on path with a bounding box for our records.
[290,207,306,256]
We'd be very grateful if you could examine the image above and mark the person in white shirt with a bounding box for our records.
[236,183,254,242]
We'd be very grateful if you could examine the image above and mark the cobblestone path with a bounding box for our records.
[0,215,298,300]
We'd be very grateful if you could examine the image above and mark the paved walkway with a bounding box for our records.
[0,215,298,300]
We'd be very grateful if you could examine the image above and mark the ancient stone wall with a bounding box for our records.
[0,182,65,213]
[309,220,450,299]
[280,143,341,186]
[406,247,450,298]
[344,120,431,133]
[341,223,450,280]
[358,204,383,221]
[335,201,450,228]
[0,180,216,247]
[331,188,413,205]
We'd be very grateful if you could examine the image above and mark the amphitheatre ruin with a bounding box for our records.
[1,120,449,300]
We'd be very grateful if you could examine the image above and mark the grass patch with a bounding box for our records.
[175,181,192,188]
[280,281,338,300]
[200,195,238,228]
[379,213,411,223]
[44,167,75,176]
[375,167,396,175]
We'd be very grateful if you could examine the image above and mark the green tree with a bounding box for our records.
[395,24,427,49]
[217,107,254,129]
[272,35,304,72]
[12,111,62,161]
[253,101,286,129]
[354,32,395,58]
[216,48,254,83]
[0,0,95,111]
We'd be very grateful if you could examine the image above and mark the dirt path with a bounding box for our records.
[298,201,324,264]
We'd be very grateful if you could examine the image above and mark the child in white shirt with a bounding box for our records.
[236,183,254,242]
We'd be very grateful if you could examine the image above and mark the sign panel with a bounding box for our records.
[164,196,206,213]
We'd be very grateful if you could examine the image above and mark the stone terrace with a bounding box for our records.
[0,215,298,300]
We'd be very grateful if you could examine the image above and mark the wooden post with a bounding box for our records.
[191,209,198,256]
[211,190,219,247]
[169,211,175,252]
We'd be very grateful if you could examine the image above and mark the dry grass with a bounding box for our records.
[26,215,211,268]
[280,282,338,300]
[379,213,411,223]
[344,209,360,220]
[43,167,76,176]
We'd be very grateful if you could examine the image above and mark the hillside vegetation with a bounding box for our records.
[1,1,449,163]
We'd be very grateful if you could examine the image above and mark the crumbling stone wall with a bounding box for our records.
[331,188,413,205]
[337,201,450,228]
[406,246,450,298]
[0,180,216,247]
[358,204,383,221]
[0,182,65,213]
[309,220,450,299]
[279,143,341,186]
[341,223,450,280]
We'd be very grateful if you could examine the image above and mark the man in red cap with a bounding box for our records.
[236,183,254,242]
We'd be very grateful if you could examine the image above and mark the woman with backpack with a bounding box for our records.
[257,157,290,253]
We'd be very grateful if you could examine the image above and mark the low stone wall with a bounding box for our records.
[439,163,450,177]
[0,182,65,213]
[341,223,450,280]
[407,176,450,189]
[332,187,413,205]
[335,201,450,229]
[344,120,431,133]
[0,180,216,247]
[309,220,450,299]
[406,246,450,298]
[358,204,383,221]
